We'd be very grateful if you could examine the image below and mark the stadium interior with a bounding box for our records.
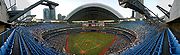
[0,0,180,55]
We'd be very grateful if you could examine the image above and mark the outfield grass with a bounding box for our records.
[67,32,115,55]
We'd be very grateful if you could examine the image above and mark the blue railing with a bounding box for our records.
[167,28,180,54]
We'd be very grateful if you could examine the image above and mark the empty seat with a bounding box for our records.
[170,46,180,54]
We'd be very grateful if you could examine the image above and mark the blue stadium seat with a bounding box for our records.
[0,29,16,55]
[122,29,164,55]
[171,46,180,54]
[166,28,180,55]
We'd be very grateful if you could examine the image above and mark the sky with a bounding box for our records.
[23,0,174,19]
[145,0,174,16]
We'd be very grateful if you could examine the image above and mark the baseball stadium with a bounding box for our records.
[0,0,180,55]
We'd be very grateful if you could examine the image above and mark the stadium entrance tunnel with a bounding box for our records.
[41,27,138,54]
[65,3,123,22]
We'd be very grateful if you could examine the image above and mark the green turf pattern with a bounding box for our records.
[67,32,115,55]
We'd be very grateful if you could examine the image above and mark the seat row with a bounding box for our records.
[121,30,165,55]
[167,28,180,54]
[19,28,59,55]
[0,29,16,55]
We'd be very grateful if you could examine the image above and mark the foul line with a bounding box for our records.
[99,35,118,55]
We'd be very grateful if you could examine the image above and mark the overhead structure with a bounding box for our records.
[156,5,170,18]
[118,0,163,22]
[65,3,123,22]
[8,0,59,23]
[0,0,9,23]
[168,0,180,23]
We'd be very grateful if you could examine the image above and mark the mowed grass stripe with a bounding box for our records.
[68,32,114,55]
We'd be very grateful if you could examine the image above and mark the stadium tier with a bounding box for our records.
[0,21,179,55]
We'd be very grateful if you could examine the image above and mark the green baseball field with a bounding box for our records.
[66,32,116,55]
